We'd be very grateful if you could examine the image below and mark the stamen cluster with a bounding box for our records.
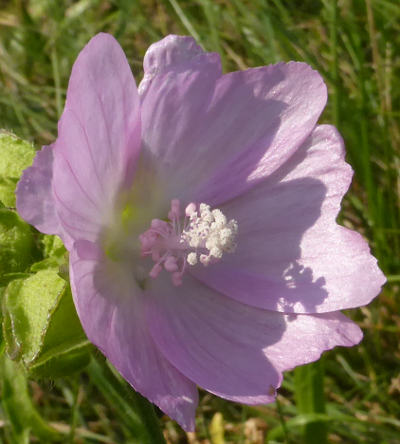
[183,203,238,266]
[139,199,238,286]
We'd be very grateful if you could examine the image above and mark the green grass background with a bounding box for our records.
[0,0,399,442]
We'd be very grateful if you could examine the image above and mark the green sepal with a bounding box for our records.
[2,269,91,377]
[28,284,92,378]
[2,270,67,364]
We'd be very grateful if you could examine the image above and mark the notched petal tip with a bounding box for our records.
[139,34,221,95]
[310,124,354,200]
[143,34,203,75]
[336,227,387,308]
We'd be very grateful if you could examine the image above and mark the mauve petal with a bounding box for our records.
[53,33,141,244]
[193,63,327,204]
[191,125,385,313]
[69,240,198,431]
[140,36,326,203]
[139,36,221,196]
[262,310,362,372]
[16,144,73,247]
[147,276,361,404]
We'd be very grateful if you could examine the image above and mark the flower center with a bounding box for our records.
[139,199,238,286]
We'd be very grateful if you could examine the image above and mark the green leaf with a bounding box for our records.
[0,354,60,442]
[0,208,38,277]
[268,413,333,441]
[30,256,64,272]
[0,131,36,207]
[30,234,68,276]
[0,272,32,287]
[41,234,66,258]
[294,361,327,444]
[2,269,91,377]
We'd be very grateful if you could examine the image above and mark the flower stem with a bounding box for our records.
[294,360,327,444]
[87,354,166,444]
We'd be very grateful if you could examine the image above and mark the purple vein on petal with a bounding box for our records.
[56,151,102,210]
[53,188,100,224]
[68,108,106,196]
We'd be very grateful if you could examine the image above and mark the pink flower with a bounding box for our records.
[17,33,385,430]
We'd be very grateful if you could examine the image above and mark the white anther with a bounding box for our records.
[185,203,196,217]
[182,202,238,268]
[187,252,198,266]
